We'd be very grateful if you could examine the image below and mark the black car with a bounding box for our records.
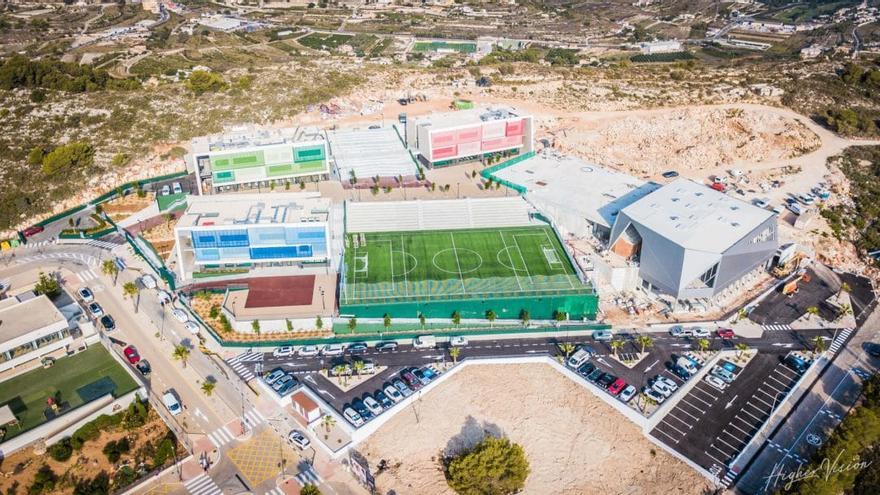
[348,342,369,355]
[587,368,604,382]
[669,364,690,381]
[352,400,373,420]
[577,362,596,378]
[661,170,679,179]
[375,390,394,408]
[99,315,115,331]
[375,342,398,352]
[783,355,809,374]
[597,373,617,389]
[136,360,151,376]
[866,342,880,358]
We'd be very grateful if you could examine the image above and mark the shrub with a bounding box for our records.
[209,304,220,319]
[444,436,530,495]
[152,437,176,467]
[40,142,94,176]
[112,466,137,490]
[47,438,72,462]
[73,472,109,495]
[185,70,227,95]
[27,465,57,495]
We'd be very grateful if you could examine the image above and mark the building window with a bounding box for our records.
[699,262,719,288]
[751,226,773,244]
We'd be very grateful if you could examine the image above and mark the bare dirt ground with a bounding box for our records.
[358,363,709,495]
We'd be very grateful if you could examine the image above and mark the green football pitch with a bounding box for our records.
[342,226,588,303]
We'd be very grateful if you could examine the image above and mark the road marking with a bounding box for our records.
[295,465,323,486]
[208,425,235,447]
[652,428,681,444]
[183,473,222,495]
[724,394,739,409]
[658,418,688,437]
[644,359,660,372]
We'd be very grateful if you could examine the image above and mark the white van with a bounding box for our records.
[140,274,157,289]
[172,182,183,194]
[413,335,436,349]
[162,392,182,416]
[156,290,172,304]
[566,348,591,369]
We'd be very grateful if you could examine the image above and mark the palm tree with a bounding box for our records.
[419,313,426,329]
[639,393,657,413]
[806,306,819,321]
[486,310,497,327]
[610,339,624,358]
[636,335,654,354]
[383,314,392,332]
[352,360,365,377]
[101,259,119,285]
[838,281,851,297]
[735,343,749,360]
[558,342,575,359]
[201,381,215,396]
[520,309,530,328]
[811,335,826,356]
[122,281,139,313]
[315,316,323,330]
[332,364,347,385]
[451,311,461,328]
[348,317,357,333]
[321,414,336,437]
[735,308,748,323]
[449,346,461,364]
[836,303,853,322]
[697,338,710,354]
[172,345,190,368]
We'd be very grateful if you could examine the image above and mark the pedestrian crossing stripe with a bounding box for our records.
[207,425,235,447]
[265,488,285,495]
[243,407,266,428]
[183,473,222,495]
[76,269,98,282]
[230,361,255,381]
[762,324,792,331]
[828,328,853,354]
[230,351,265,364]
[295,466,322,487]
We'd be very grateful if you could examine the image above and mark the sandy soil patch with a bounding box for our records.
[358,363,709,495]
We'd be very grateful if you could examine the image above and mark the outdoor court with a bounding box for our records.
[342,226,586,303]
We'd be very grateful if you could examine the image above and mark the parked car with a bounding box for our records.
[273,346,295,358]
[656,376,679,393]
[608,378,627,396]
[276,379,299,396]
[619,385,637,403]
[78,287,94,302]
[717,328,735,339]
[123,345,140,364]
[171,309,188,323]
[753,198,771,209]
[363,395,384,416]
[705,375,728,391]
[272,374,295,391]
[784,355,809,374]
[412,368,432,386]
[643,387,666,404]
[352,400,373,420]
[88,302,104,317]
[587,368,604,382]
[669,325,691,337]
[691,327,711,338]
[661,171,679,179]
[160,185,170,196]
[669,364,690,381]
[866,342,880,358]
[347,342,369,355]
[650,380,673,398]
[401,370,423,390]
[322,343,345,356]
[393,379,413,398]
[384,385,404,403]
[711,367,736,383]
[344,407,364,427]
[287,430,310,450]
[139,274,157,289]
[413,335,436,349]
[136,360,151,376]
[375,390,394,409]
[576,362,596,378]
[162,392,182,416]
[597,373,617,389]
[172,182,183,195]
[787,202,802,215]
[375,341,398,352]
[99,315,115,331]
[265,368,286,385]
[156,290,172,305]
[567,347,592,369]
[798,193,816,205]
[297,345,320,357]
[449,336,468,347]
[353,358,376,374]
[184,321,200,334]
[592,330,613,342]
[22,225,44,237]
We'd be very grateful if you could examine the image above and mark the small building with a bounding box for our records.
[0,295,73,375]
[326,126,419,184]
[640,40,683,54]
[291,390,322,425]
[404,107,534,168]
[800,45,825,58]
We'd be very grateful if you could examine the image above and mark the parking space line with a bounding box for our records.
[668,408,698,424]
[745,401,770,418]
[720,429,749,447]
[691,386,719,401]
[775,366,799,380]
[729,420,755,438]
[704,449,730,467]
[766,374,791,391]
[752,393,776,410]
[716,435,745,453]
[740,405,766,423]
[685,392,713,408]
[711,442,738,460]
[659,418,689,437]
[677,399,706,416]
[754,387,780,401]
[653,428,682,444]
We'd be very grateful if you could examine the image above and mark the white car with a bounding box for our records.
[344,407,364,427]
[297,345,320,357]
[656,376,679,393]
[691,327,711,338]
[705,374,728,391]
[449,336,468,347]
[162,392,182,416]
[156,290,172,305]
[753,198,770,209]
[88,302,104,317]
[384,385,403,403]
[171,309,188,323]
[0,280,8,293]
[184,321,200,334]
[363,396,383,416]
[322,343,345,356]
[651,380,673,398]
[566,348,591,369]
[78,286,94,302]
[140,274,157,289]
[287,430,311,450]
[643,387,666,404]
[618,385,637,403]
[273,346,295,358]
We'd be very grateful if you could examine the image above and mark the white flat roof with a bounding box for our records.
[410,106,526,130]
[177,192,330,229]
[328,127,418,178]
[492,151,661,228]
[621,178,774,252]
[0,295,66,342]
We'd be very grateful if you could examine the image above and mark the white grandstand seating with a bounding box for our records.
[346,197,537,233]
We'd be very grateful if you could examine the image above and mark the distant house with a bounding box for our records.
[639,40,682,54]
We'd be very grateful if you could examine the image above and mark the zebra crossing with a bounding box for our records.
[206,424,236,448]
[227,352,263,382]
[24,239,56,248]
[265,487,286,495]
[828,327,854,354]
[242,406,266,429]
[183,473,222,495]
[76,268,99,283]
[294,465,323,487]
[720,470,736,488]
[86,240,122,250]
[16,252,98,267]
[763,324,792,332]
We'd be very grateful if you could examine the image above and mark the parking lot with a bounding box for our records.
[649,352,807,482]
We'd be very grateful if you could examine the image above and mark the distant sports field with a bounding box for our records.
[342,226,589,303]
[412,41,477,53]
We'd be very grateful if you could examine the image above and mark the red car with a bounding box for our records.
[710,182,726,193]
[607,378,627,396]
[123,345,141,364]
[717,328,735,339]
[22,225,44,237]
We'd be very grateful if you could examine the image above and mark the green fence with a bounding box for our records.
[480,151,535,194]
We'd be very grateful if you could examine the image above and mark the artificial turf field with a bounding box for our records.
[342,225,588,303]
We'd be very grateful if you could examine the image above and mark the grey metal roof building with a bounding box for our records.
[608,179,778,301]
